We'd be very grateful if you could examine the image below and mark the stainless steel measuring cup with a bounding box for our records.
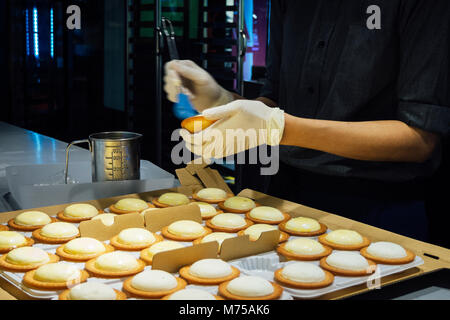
[64,132,143,184]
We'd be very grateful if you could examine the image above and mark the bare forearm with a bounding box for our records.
[281,114,438,163]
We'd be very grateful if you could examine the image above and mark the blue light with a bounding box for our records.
[25,9,30,56]
[50,8,54,58]
[33,8,39,58]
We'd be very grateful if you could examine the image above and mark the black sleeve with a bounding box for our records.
[259,0,284,103]
[396,0,450,137]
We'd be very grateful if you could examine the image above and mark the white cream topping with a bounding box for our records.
[0,231,27,248]
[146,241,184,256]
[169,289,216,300]
[281,262,326,283]
[195,202,217,218]
[223,197,256,211]
[243,224,278,241]
[69,282,117,300]
[34,262,81,283]
[168,220,205,237]
[284,238,325,255]
[64,237,106,255]
[227,276,274,297]
[189,259,233,279]
[158,193,190,206]
[40,222,79,238]
[285,217,320,232]
[95,252,139,272]
[201,232,235,247]
[117,228,156,246]
[249,207,284,222]
[14,211,51,226]
[325,230,363,245]
[366,242,407,259]
[115,198,149,211]
[211,213,246,228]
[131,270,178,292]
[140,208,159,217]
[196,188,227,200]
[6,247,50,265]
[326,252,370,271]
[64,203,99,218]
[92,213,117,226]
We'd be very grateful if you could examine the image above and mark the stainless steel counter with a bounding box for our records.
[0,122,89,212]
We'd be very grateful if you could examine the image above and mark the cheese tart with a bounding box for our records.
[192,188,232,204]
[218,196,257,213]
[246,207,290,225]
[152,193,191,208]
[277,238,332,261]
[274,262,334,289]
[238,224,289,243]
[57,203,101,223]
[318,229,370,250]
[140,241,185,265]
[110,228,163,251]
[179,259,240,285]
[193,232,236,249]
[23,262,89,290]
[32,222,79,244]
[219,276,283,300]
[8,211,56,231]
[161,220,211,241]
[360,242,415,265]
[162,288,224,300]
[279,217,327,237]
[85,251,146,278]
[59,282,127,300]
[109,198,154,214]
[123,270,186,299]
[0,247,59,272]
[0,231,34,253]
[320,252,377,277]
[56,237,114,261]
[205,213,253,233]
[194,202,223,220]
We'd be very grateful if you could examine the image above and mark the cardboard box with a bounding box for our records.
[1,165,449,300]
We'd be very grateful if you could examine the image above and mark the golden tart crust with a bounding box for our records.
[319,257,377,277]
[23,269,89,290]
[8,217,58,231]
[218,280,283,300]
[85,257,146,278]
[110,233,164,251]
[59,289,127,300]
[318,234,371,251]
[123,276,187,299]
[32,228,79,244]
[360,247,415,265]
[56,243,115,262]
[274,268,334,289]
[0,225,9,232]
[276,242,333,261]
[0,237,34,254]
[179,265,240,285]
[0,253,59,272]
[161,293,224,300]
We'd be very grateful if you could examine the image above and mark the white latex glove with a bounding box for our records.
[180,100,285,159]
[164,60,234,112]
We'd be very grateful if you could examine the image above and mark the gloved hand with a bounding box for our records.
[180,100,285,159]
[164,60,234,112]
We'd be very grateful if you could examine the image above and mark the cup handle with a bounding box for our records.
[64,139,90,184]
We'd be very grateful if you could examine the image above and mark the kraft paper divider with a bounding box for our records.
[175,163,234,194]
[152,242,219,273]
[79,213,144,241]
